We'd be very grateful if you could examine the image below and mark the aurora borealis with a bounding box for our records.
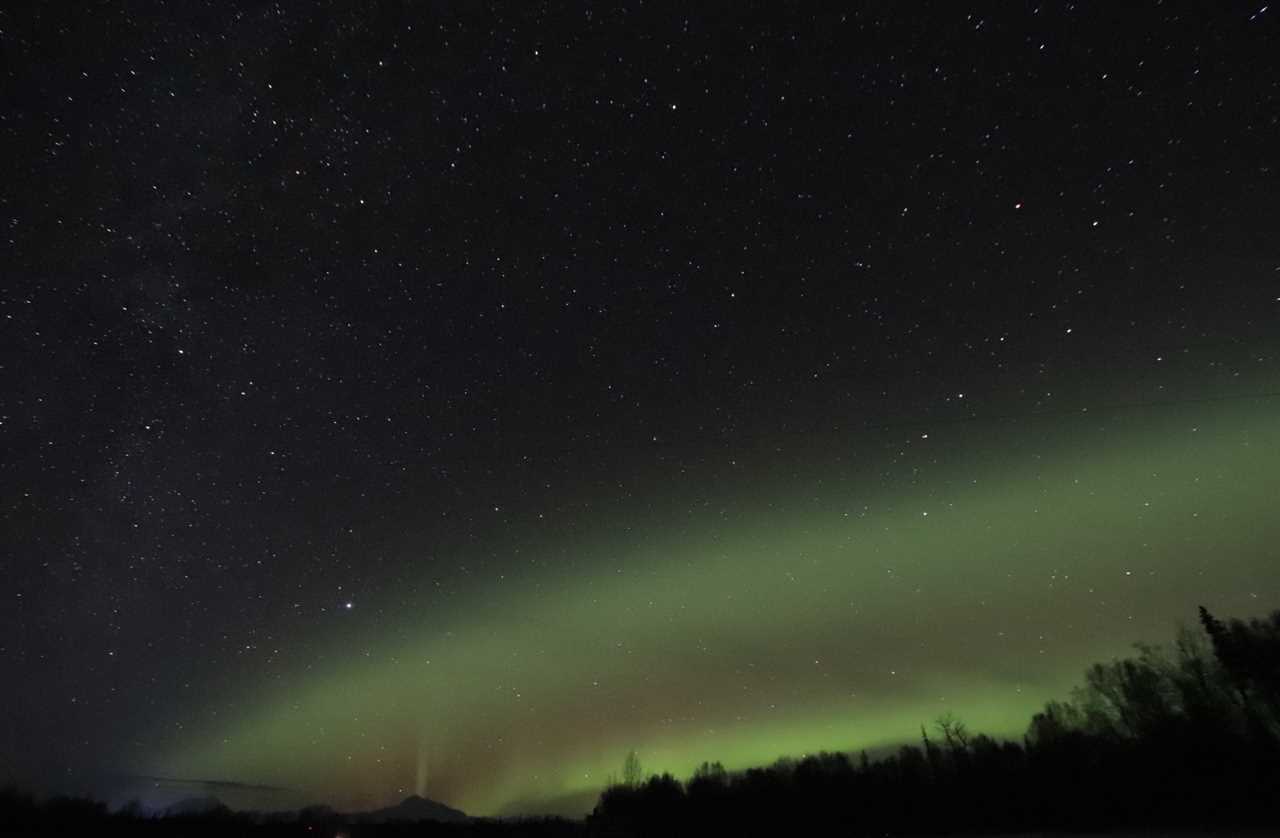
[151,387,1280,815]
[4,1,1279,822]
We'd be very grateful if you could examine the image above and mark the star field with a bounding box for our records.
[2,1,1278,817]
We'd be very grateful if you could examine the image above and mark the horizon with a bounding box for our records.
[15,726,993,814]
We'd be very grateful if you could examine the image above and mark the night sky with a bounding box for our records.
[3,1,1279,818]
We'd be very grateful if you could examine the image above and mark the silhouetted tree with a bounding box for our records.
[686,760,727,795]
[621,749,643,788]
[935,711,969,752]
[1201,605,1280,736]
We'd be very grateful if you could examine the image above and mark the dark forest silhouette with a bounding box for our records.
[3,605,1278,837]
[589,604,1280,836]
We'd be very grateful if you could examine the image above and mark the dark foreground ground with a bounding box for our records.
[1,792,1277,838]
[0,812,1275,838]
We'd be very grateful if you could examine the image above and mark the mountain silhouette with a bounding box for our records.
[356,794,468,824]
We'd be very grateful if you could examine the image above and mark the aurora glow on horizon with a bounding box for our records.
[5,3,1279,822]
[149,389,1280,815]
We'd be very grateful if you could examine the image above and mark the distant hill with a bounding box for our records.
[354,794,468,824]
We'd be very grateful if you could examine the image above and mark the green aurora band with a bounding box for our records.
[154,392,1280,816]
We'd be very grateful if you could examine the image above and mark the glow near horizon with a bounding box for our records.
[154,395,1280,816]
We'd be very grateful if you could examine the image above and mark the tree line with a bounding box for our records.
[588,604,1280,835]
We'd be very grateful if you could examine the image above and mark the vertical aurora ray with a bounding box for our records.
[416,737,428,798]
